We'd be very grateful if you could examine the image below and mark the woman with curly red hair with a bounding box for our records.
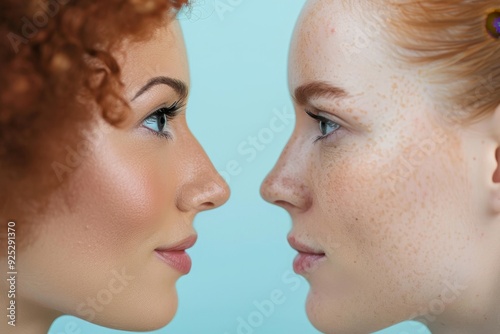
[0,0,229,333]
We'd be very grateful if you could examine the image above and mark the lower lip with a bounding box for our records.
[293,253,326,275]
[154,250,192,275]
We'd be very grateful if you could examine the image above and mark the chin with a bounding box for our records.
[305,290,389,334]
[86,289,179,332]
[306,289,341,334]
[133,291,180,331]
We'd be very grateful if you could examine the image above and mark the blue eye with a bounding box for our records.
[305,110,341,142]
[142,102,182,139]
[318,118,340,136]
[143,110,169,134]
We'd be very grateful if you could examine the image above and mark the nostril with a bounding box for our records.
[261,176,312,212]
[201,202,215,210]
[274,200,293,210]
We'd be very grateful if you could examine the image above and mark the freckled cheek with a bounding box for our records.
[313,150,431,264]
[313,157,439,301]
[346,151,467,271]
[312,158,379,256]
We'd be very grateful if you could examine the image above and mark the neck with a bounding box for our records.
[426,309,500,334]
[427,322,500,334]
[0,295,61,334]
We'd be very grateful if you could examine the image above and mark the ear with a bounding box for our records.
[490,104,500,212]
[493,147,500,184]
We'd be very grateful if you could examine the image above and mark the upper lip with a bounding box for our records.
[155,235,198,252]
[288,235,325,255]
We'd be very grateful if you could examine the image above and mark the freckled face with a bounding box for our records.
[261,0,498,333]
[17,21,229,331]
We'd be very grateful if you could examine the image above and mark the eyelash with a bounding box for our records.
[305,110,342,143]
[142,101,184,140]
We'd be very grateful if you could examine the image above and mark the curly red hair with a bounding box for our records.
[0,0,188,246]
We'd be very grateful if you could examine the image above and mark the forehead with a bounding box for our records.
[119,20,190,95]
[288,0,398,97]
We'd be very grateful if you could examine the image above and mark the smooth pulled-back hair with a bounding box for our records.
[387,0,500,122]
[343,0,500,122]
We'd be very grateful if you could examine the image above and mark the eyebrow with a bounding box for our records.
[131,76,188,101]
[293,81,348,105]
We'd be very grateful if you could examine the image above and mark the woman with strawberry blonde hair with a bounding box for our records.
[0,1,229,333]
[261,1,500,333]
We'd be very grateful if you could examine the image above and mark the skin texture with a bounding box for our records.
[261,1,500,333]
[0,20,229,334]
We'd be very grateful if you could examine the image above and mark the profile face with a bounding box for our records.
[16,20,229,331]
[261,0,498,333]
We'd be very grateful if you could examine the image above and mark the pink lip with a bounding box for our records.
[287,235,324,254]
[154,235,197,275]
[288,235,326,275]
[293,253,327,275]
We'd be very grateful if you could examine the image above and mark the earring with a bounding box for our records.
[486,10,500,39]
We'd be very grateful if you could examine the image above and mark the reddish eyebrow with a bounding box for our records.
[132,76,188,102]
[293,81,348,105]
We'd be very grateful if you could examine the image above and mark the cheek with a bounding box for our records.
[68,131,180,263]
[19,133,179,301]
[313,122,477,304]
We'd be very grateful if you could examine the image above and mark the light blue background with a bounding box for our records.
[50,1,430,333]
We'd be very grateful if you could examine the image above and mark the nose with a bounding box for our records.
[260,133,312,213]
[176,134,230,213]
